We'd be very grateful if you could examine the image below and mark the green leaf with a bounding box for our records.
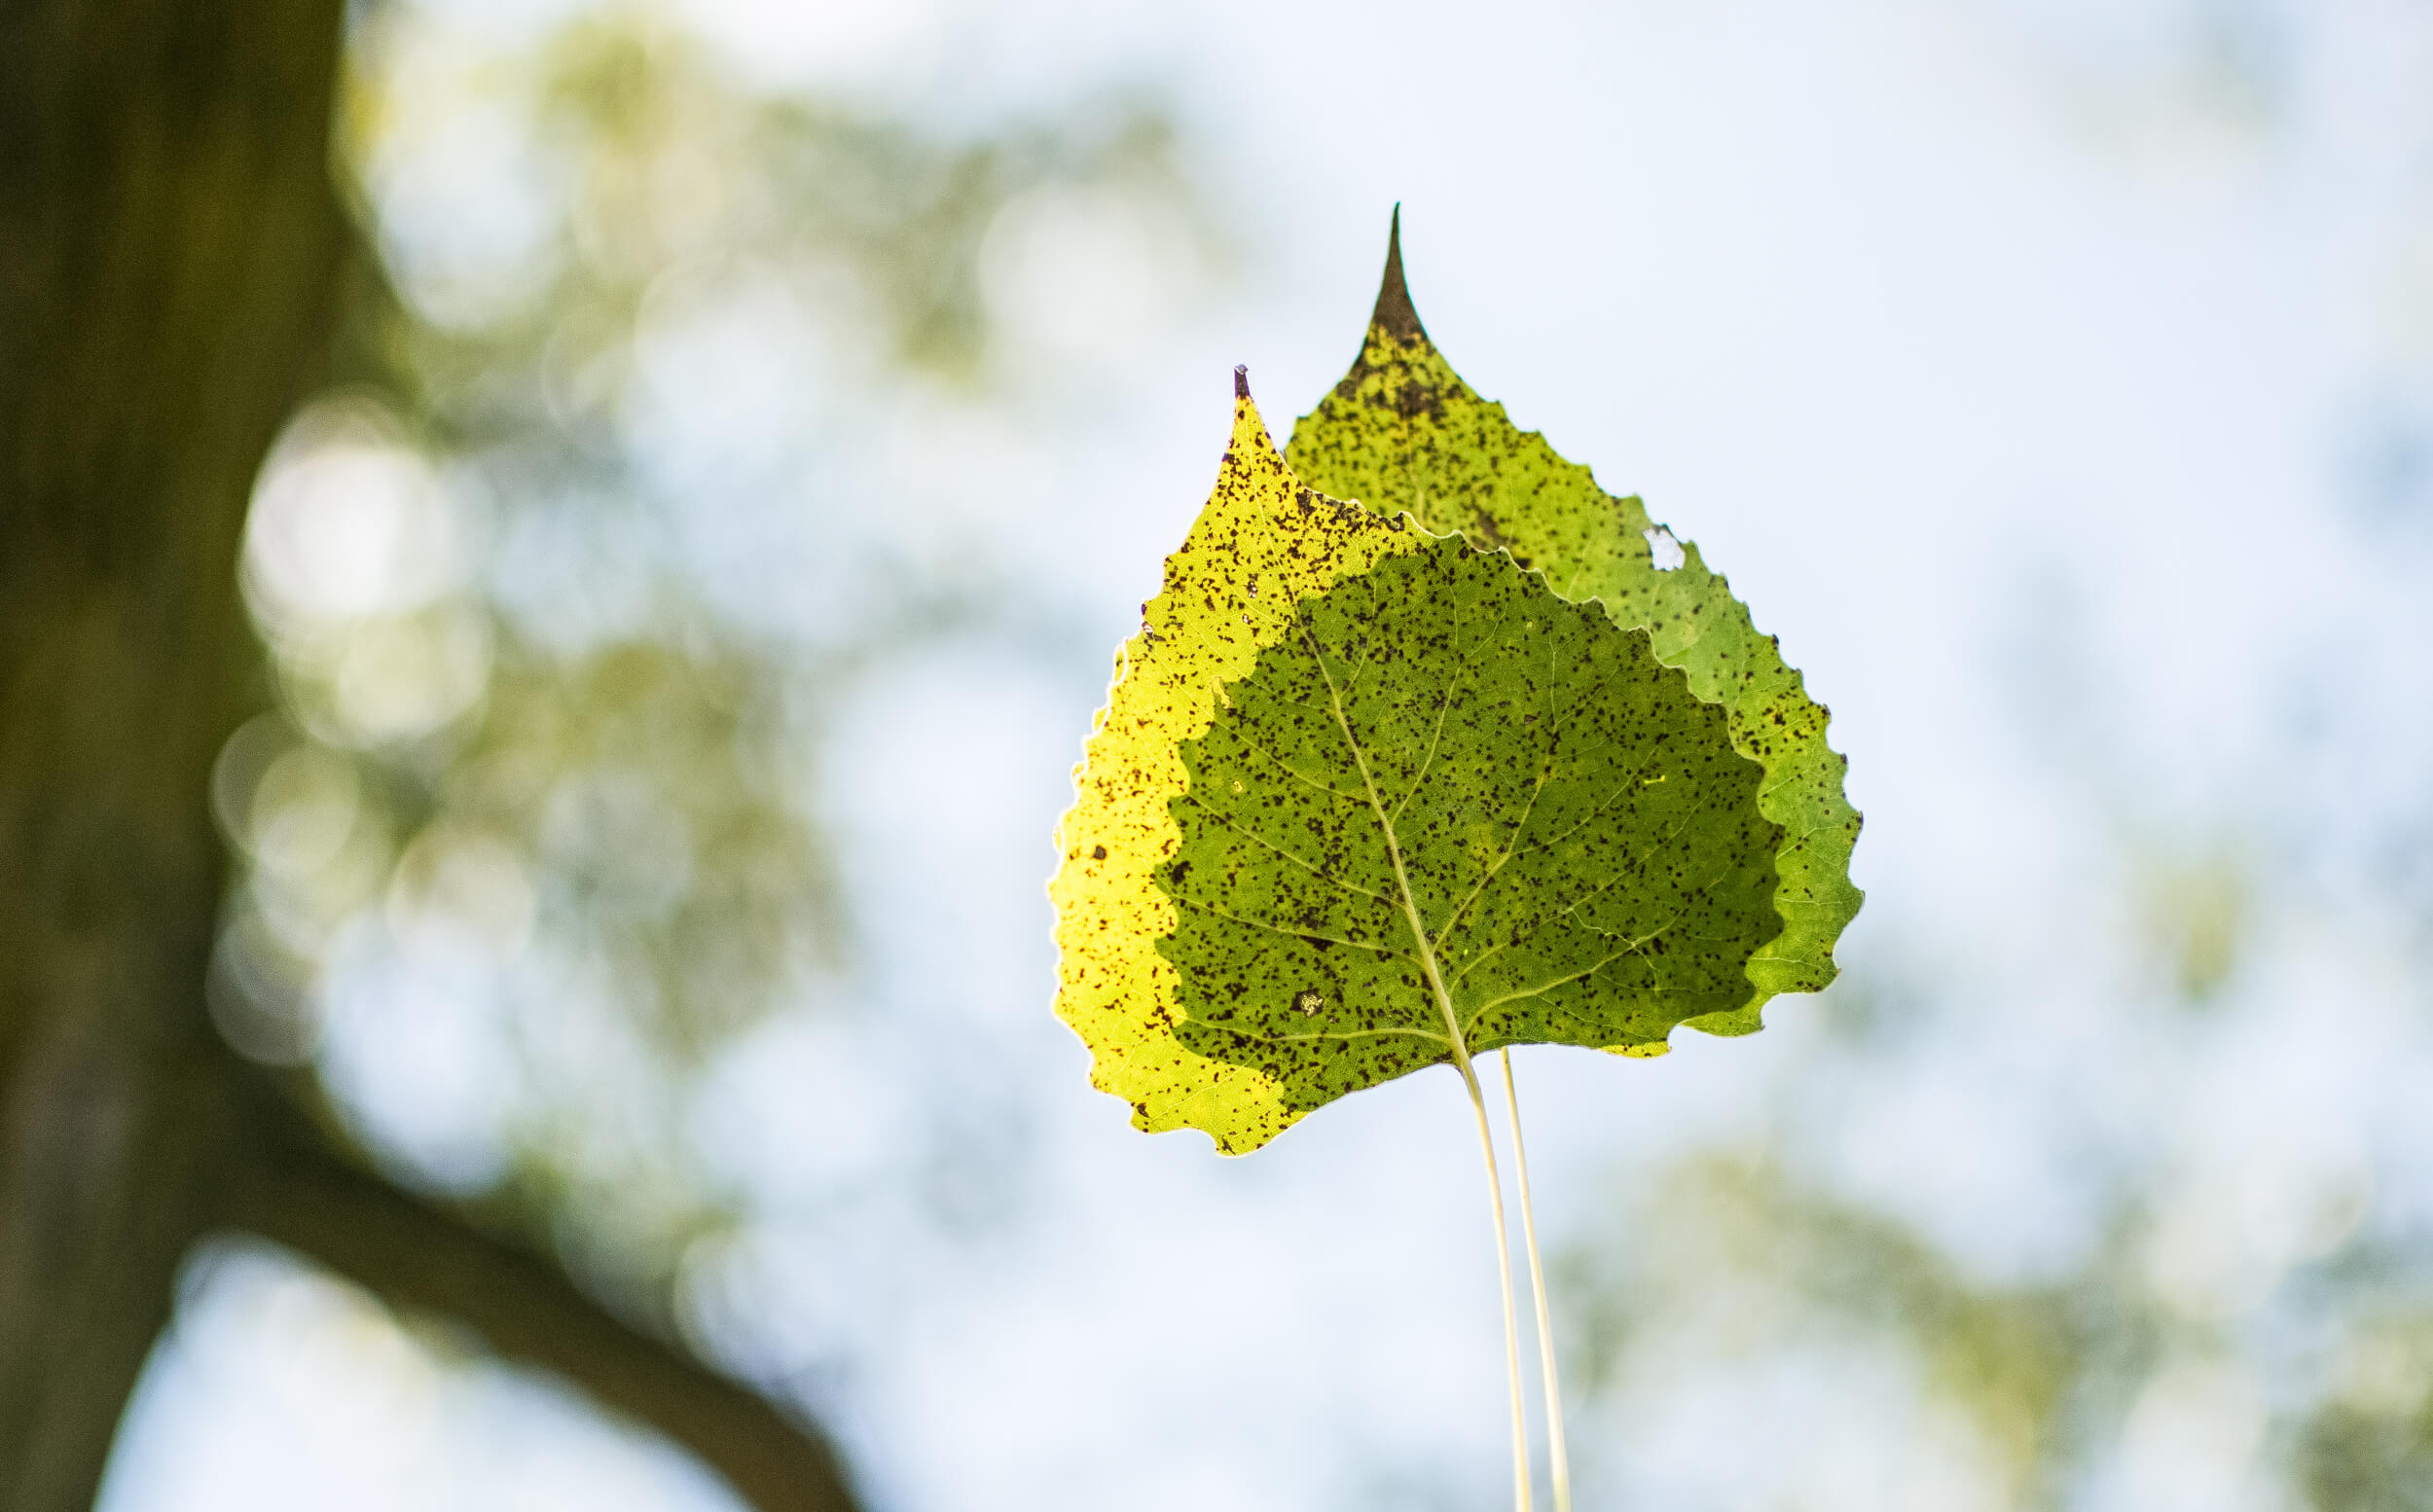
[1284,214,1862,1033]
[1162,529,1785,1125]
[1052,376,1786,1153]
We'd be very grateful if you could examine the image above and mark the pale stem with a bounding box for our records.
[1503,1049,1573,1512]
[1459,1057,1535,1512]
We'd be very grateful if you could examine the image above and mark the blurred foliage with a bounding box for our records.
[356,9,1213,415]
[2136,846,2249,1007]
[2301,1328,2433,1512]
[213,0,1219,1325]
[1565,1145,2141,1508]
[1558,919,2433,1509]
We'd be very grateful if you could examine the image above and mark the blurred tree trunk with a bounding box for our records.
[0,5,860,1510]
[0,0,355,1502]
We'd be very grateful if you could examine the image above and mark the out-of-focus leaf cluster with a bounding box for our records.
[211,1,1218,1319]
[1558,900,2433,1510]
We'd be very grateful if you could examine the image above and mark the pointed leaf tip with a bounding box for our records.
[1369,207,1427,342]
[1233,364,1250,399]
[1284,257,1865,1029]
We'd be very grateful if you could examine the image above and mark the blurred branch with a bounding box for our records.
[226,1094,859,1512]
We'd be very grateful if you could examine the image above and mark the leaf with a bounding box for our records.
[1284,213,1862,1033]
[1163,528,1786,1124]
[1051,376,1786,1153]
[1050,377,1429,1151]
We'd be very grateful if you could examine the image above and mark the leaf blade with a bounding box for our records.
[1049,382,1427,1153]
[1284,219,1862,1032]
[1159,533,1785,1136]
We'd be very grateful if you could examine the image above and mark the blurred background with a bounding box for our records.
[51,0,2433,1507]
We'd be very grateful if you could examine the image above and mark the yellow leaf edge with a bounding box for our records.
[1047,377,1428,1155]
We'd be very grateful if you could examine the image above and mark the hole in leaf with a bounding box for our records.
[1644,525,1686,571]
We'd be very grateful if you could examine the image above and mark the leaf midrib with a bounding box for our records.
[1295,603,1484,1087]
[1286,595,1697,1052]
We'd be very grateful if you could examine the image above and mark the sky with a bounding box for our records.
[94,1,2433,1509]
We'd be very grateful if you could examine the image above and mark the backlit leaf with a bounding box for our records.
[1285,216,1862,1033]
[1051,376,1786,1152]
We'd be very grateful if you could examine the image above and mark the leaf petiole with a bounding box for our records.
[1503,1049,1573,1512]
[1458,1057,1534,1512]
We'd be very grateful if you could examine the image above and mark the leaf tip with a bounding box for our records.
[1225,366,1283,463]
[1370,204,1428,343]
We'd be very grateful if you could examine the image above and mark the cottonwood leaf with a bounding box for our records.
[1284,214,1862,1034]
[1051,376,1785,1153]
[1050,378,1429,1152]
